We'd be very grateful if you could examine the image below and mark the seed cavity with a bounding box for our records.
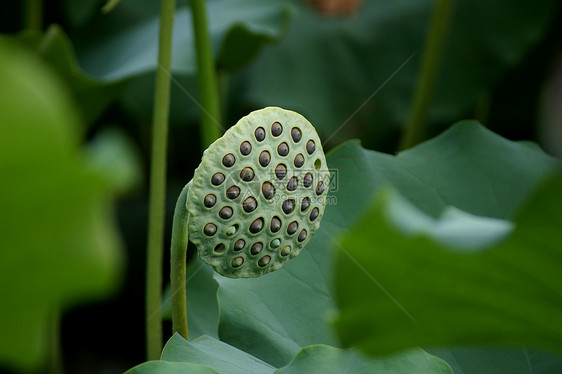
[240,141,252,156]
[234,239,245,251]
[240,167,255,182]
[226,185,241,199]
[204,223,217,236]
[262,182,275,200]
[259,151,271,167]
[226,224,239,236]
[231,257,244,268]
[251,242,263,255]
[243,196,257,212]
[282,199,295,214]
[258,255,271,267]
[287,177,298,191]
[303,173,313,188]
[298,229,308,242]
[280,245,291,256]
[204,194,216,208]
[314,159,321,170]
[291,127,302,143]
[287,221,298,235]
[271,121,283,136]
[310,207,319,221]
[277,142,289,157]
[270,216,281,233]
[306,140,316,155]
[316,181,325,196]
[275,164,287,180]
[219,206,233,219]
[301,197,310,212]
[255,127,265,142]
[250,217,264,233]
[214,243,226,254]
[294,154,304,168]
[222,153,235,167]
[270,239,281,249]
[211,172,225,186]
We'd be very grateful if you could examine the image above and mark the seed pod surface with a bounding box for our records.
[187,107,329,277]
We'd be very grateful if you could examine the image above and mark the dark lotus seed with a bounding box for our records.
[262,182,275,200]
[240,141,252,156]
[243,196,257,212]
[287,221,298,235]
[294,154,304,168]
[271,121,283,136]
[287,177,298,191]
[214,243,226,254]
[226,185,241,199]
[310,207,319,221]
[275,164,287,180]
[222,153,235,167]
[204,194,216,207]
[282,199,295,214]
[234,239,245,251]
[231,257,244,268]
[291,127,302,143]
[306,140,316,155]
[270,216,281,233]
[258,255,271,267]
[240,167,255,182]
[259,151,271,167]
[249,217,264,233]
[316,181,325,196]
[204,223,217,236]
[251,242,263,255]
[301,197,310,212]
[219,206,233,219]
[211,172,225,186]
[277,142,289,157]
[298,229,308,242]
[255,127,265,142]
[303,173,313,188]
[280,245,291,256]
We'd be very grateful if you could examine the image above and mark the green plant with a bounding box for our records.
[170,107,330,338]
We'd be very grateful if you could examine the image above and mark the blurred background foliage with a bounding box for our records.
[0,0,561,372]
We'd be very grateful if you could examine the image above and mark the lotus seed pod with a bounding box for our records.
[187,107,330,278]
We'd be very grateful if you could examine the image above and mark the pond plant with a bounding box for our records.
[169,107,330,338]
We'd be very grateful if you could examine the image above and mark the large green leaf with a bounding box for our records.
[163,334,277,374]
[333,171,562,356]
[74,0,292,81]
[236,0,560,148]
[276,345,451,374]
[214,120,557,369]
[0,39,124,370]
[124,360,220,374]
[135,334,450,374]
[430,347,562,374]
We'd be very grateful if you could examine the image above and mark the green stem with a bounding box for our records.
[190,0,222,148]
[398,0,453,151]
[24,0,42,31]
[170,182,191,339]
[145,0,176,361]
